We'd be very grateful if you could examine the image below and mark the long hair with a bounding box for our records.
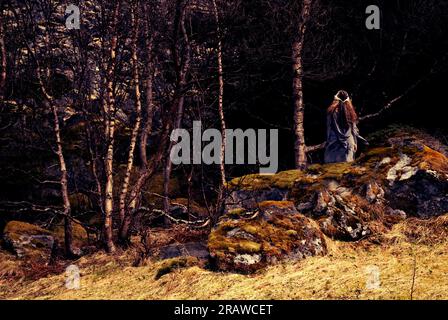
[327,90,358,124]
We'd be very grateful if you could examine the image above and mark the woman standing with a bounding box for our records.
[324,90,367,163]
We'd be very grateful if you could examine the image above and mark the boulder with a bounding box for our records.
[51,220,89,250]
[158,241,209,260]
[2,221,55,260]
[213,128,448,271]
[154,256,202,280]
[208,201,327,273]
[2,220,89,260]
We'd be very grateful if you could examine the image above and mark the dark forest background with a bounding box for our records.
[0,0,447,253]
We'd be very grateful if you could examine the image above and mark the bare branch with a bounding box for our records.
[359,78,425,121]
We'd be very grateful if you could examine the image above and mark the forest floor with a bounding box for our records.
[1,217,448,300]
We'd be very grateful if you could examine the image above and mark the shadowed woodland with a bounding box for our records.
[1,0,448,299]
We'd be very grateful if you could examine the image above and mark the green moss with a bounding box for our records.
[51,221,88,247]
[306,162,354,179]
[227,208,246,218]
[4,221,51,242]
[227,170,304,191]
[209,201,325,262]
[240,224,259,235]
[208,231,262,254]
[155,257,199,279]
[363,147,395,158]
[414,145,448,174]
[258,200,294,210]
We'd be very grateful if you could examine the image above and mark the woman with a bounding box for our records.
[324,90,367,163]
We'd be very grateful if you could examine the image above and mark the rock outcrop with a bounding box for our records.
[208,201,327,272]
[2,221,55,260]
[2,220,88,261]
[208,128,448,272]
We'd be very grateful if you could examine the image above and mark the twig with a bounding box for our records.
[359,78,424,121]
[150,208,210,228]
[305,142,326,153]
[410,252,417,300]
[0,201,97,233]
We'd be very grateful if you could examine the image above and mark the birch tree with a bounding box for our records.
[10,2,76,257]
[211,0,226,187]
[0,8,6,104]
[103,0,121,253]
[118,2,142,238]
[292,0,312,169]
[163,0,191,217]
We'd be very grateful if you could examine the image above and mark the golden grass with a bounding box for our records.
[1,219,448,300]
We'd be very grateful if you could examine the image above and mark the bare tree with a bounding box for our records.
[118,2,142,235]
[212,0,226,187]
[9,2,77,257]
[0,8,6,104]
[163,0,192,217]
[139,11,155,169]
[119,1,159,242]
[103,0,122,253]
[292,0,313,169]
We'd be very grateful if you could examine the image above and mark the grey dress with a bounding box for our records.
[324,103,367,163]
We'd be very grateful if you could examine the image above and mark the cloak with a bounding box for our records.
[324,103,367,163]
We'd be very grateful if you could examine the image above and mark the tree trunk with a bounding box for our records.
[0,12,6,103]
[35,69,75,258]
[85,126,104,216]
[103,1,121,253]
[292,0,312,170]
[163,0,191,219]
[120,103,174,239]
[139,4,155,169]
[25,30,76,258]
[212,0,226,187]
[119,2,157,241]
[51,103,75,258]
[118,4,142,235]
[120,138,167,239]
[139,52,154,168]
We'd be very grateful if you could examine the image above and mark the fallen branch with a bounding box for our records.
[0,201,97,233]
[150,208,210,228]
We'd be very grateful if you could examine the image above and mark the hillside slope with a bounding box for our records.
[2,216,448,300]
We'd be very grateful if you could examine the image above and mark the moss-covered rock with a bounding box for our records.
[2,221,54,260]
[2,220,89,260]
[154,256,201,279]
[208,201,327,273]
[51,220,89,249]
[221,127,448,249]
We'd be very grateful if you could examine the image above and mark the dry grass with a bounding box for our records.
[1,218,448,300]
